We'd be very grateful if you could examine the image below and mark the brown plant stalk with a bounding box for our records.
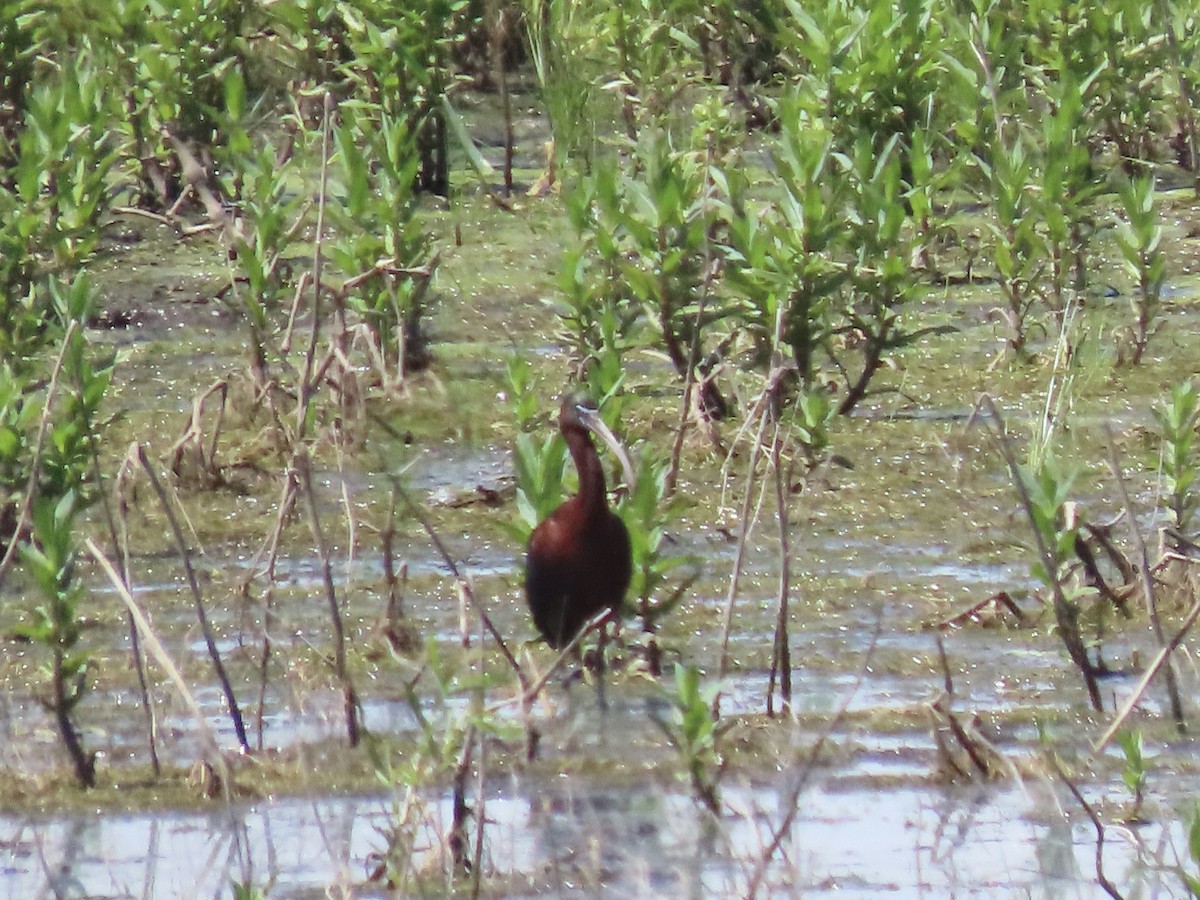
[977,395,1102,711]
[744,612,883,898]
[1103,425,1185,732]
[131,443,251,752]
[84,537,233,797]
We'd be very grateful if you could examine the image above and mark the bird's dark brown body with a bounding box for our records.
[524,395,633,649]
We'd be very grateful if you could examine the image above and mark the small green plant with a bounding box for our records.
[622,454,686,618]
[1155,380,1200,532]
[1021,453,1079,585]
[0,8,39,157]
[554,90,741,419]
[1179,801,1200,896]
[230,883,267,900]
[10,277,115,789]
[338,0,470,195]
[510,419,567,542]
[979,133,1046,361]
[141,0,249,145]
[0,278,114,542]
[656,664,724,815]
[85,0,251,210]
[570,137,731,417]
[18,492,95,787]
[554,170,640,381]
[726,105,845,390]
[1080,0,1168,173]
[505,354,541,432]
[619,453,694,674]
[17,48,115,271]
[0,364,37,551]
[906,125,942,271]
[795,386,835,466]
[838,134,925,414]
[1037,70,1103,309]
[369,639,515,890]
[778,0,948,208]
[0,47,115,358]
[329,103,435,374]
[39,277,116,507]
[1117,729,1147,823]
[7,277,113,787]
[998,426,1102,710]
[1026,461,1101,707]
[1115,173,1165,365]
[507,365,628,542]
[216,67,309,384]
[267,0,353,88]
[523,0,612,174]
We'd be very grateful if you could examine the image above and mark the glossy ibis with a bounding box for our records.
[524,393,635,648]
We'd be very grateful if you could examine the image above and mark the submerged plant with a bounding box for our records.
[369,639,516,891]
[656,664,724,816]
[984,395,1102,711]
[1117,729,1147,823]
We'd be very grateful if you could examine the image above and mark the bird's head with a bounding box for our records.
[559,392,637,492]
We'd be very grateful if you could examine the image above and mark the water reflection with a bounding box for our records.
[0,776,1182,898]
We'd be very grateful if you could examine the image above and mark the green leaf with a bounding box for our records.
[1190,801,1200,864]
[440,96,493,179]
[224,67,246,121]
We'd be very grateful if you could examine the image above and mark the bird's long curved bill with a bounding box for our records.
[577,406,637,493]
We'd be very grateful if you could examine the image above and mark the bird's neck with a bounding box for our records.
[566,430,607,517]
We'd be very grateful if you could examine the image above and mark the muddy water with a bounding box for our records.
[7,415,1200,898]
[7,433,1198,900]
[0,763,1188,898]
[6,183,1200,897]
[4,582,1197,900]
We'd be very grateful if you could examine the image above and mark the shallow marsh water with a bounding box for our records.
[2,774,1189,899]
[4,171,1200,897]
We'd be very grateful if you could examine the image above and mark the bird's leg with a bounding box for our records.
[595,622,608,711]
[579,613,617,710]
[562,671,583,692]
